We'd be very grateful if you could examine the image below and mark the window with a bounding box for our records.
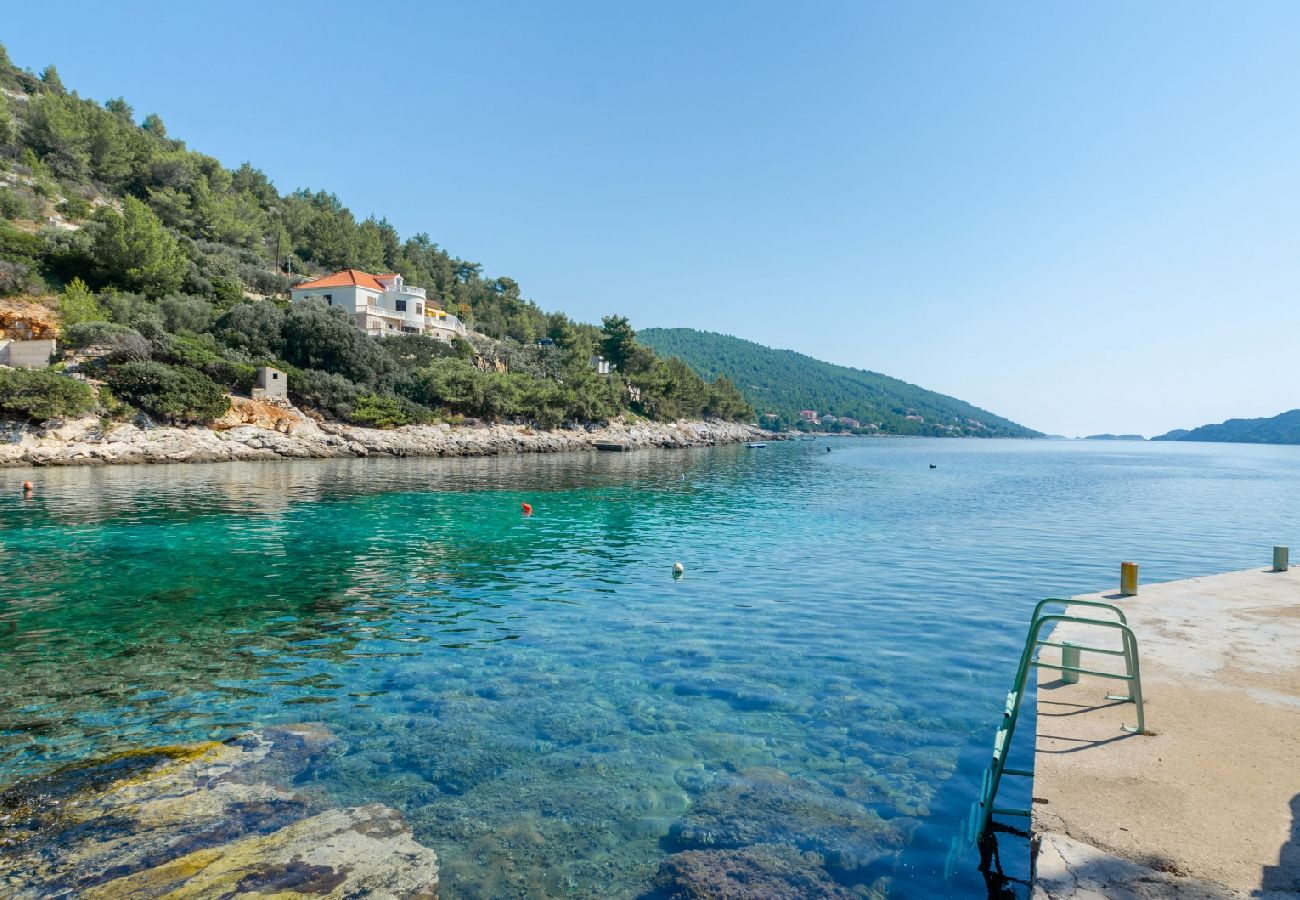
[396,299,407,312]
[416,304,423,316]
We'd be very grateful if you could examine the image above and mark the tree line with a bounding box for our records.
[0,46,751,428]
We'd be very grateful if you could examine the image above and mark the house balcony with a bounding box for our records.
[387,285,426,299]
[426,311,467,334]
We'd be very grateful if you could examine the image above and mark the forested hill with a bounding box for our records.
[0,46,752,429]
[639,328,1040,437]
[1151,409,1300,444]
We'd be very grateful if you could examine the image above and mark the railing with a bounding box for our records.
[384,285,427,299]
[425,313,466,333]
[945,598,1146,879]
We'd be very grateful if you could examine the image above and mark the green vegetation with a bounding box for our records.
[1152,410,1300,445]
[0,367,95,422]
[105,361,230,423]
[638,328,1040,437]
[0,44,750,428]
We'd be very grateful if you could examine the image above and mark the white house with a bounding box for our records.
[289,269,467,341]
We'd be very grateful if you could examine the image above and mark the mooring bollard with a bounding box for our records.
[1274,546,1290,572]
[1120,561,1139,596]
[1061,642,1081,684]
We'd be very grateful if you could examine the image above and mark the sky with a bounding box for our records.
[5,2,1299,436]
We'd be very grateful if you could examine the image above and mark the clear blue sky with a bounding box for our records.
[7,2,1299,436]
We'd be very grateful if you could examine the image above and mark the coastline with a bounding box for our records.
[0,404,776,468]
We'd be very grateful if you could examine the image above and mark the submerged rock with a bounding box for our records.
[81,804,436,899]
[0,724,439,898]
[667,767,911,875]
[654,844,861,899]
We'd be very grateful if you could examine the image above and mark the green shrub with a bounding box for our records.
[95,384,135,420]
[0,368,96,423]
[152,331,257,391]
[286,368,361,419]
[349,394,415,429]
[0,188,28,220]
[106,361,229,423]
[62,320,140,349]
[58,277,107,325]
[57,196,92,219]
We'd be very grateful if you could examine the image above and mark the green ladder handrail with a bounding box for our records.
[969,603,1145,847]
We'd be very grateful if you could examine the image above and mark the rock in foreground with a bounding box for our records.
[0,724,438,898]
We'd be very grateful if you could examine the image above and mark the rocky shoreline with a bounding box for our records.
[0,724,440,898]
[0,401,777,468]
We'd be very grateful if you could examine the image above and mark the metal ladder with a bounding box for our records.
[946,598,1146,877]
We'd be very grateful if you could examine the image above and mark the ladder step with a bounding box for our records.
[993,726,1008,763]
[1004,691,1018,716]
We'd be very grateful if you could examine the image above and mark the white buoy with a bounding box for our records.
[673,562,685,576]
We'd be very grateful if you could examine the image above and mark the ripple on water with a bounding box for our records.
[1,440,1297,897]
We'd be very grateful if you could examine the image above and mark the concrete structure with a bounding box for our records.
[251,366,287,401]
[289,269,467,341]
[0,338,56,369]
[590,354,612,375]
[1031,566,1300,898]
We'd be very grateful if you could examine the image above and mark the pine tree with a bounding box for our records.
[93,197,187,296]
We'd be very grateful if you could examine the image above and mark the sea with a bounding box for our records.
[2,437,1296,897]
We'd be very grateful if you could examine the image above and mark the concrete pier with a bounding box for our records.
[1031,566,1299,899]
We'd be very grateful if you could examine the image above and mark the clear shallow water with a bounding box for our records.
[1,439,1297,897]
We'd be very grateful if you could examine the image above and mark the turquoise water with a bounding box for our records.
[2,439,1297,897]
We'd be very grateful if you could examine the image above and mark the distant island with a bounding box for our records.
[1152,409,1300,445]
[638,328,1040,438]
[1083,434,1146,441]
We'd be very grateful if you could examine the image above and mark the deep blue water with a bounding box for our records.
[1,438,1296,897]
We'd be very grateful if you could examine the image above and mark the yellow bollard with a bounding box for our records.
[1120,561,1139,596]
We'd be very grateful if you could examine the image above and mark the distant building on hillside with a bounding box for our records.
[252,366,287,401]
[799,410,818,422]
[289,269,467,341]
[839,417,861,429]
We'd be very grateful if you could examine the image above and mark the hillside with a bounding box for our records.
[1151,410,1300,445]
[638,328,1040,437]
[0,46,751,430]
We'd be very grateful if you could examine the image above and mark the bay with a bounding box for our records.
[1,438,1295,897]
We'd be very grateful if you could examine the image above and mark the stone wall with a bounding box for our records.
[0,339,57,369]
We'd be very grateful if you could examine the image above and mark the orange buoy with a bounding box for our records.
[521,502,533,515]
[22,480,33,493]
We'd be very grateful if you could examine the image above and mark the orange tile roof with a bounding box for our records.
[292,269,385,292]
